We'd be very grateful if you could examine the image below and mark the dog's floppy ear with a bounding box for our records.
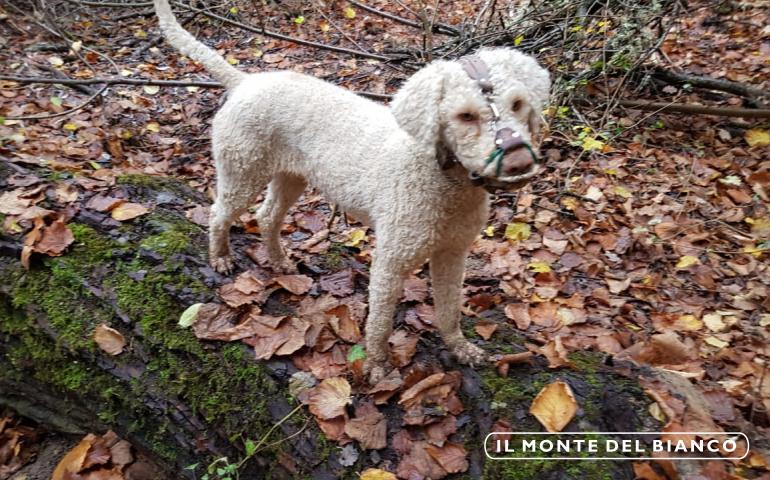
[390,61,447,156]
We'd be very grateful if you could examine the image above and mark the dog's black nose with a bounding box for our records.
[501,148,534,176]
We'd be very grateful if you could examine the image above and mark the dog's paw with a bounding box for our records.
[364,360,390,385]
[452,341,489,366]
[210,255,234,274]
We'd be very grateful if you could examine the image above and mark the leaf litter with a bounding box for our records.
[2,0,769,477]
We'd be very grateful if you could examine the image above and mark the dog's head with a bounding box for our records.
[391,48,550,191]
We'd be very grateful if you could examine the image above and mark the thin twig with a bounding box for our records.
[5,84,107,120]
[346,0,459,36]
[67,0,153,6]
[313,2,370,53]
[170,1,395,62]
[250,404,303,453]
[0,75,393,100]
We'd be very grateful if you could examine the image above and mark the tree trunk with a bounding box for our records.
[0,161,670,479]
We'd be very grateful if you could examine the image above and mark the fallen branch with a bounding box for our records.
[575,98,770,119]
[67,0,153,7]
[346,0,460,36]
[170,1,396,62]
[0,75,392,101]
[651,67,770,101]
[615,99,770,119]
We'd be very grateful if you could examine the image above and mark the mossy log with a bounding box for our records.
[0,162,663,479]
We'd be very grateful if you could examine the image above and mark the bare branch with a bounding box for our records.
[575,97,770,119]
[0,75,392,101]
[170,1,396,62]
[346,0,459,36]
[651,68,770,101]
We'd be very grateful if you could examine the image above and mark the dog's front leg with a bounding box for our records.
[430,247,488,365]
[364,253,407,384]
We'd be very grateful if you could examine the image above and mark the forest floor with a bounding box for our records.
[0,0,769,479]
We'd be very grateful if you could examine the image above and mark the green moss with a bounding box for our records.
[321,242,346,269]
[117,173,188,192]
[44,170,68,182]
[483,453,615,480]
[140,228,191,256]
[3,220,279,468]
[0,296,180,461]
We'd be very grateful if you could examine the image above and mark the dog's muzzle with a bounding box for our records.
[459,55,541,192]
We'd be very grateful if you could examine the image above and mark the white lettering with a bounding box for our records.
[522,440,537,452]
[723,438,737,453]
[588,439,598,453]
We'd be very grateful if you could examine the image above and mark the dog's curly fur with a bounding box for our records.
[154,0,550,382]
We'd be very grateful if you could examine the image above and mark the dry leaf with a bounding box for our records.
[402,276,429,302]
[319,269,355,296]
[52,434,96,480]
[529,380,578,432]
[86,195,125,212]
[504,303,531,330]
[745,128,770,147]
[540,337,572,368]
[218,271,266,307]
[33,218,74,256]
[424,442,469,474]
[302,377,351,420]
[111,202,149,221]
[94,324,126,355]
[389,329,418,367]
[474,320,498,340]
[368,369,404,405]
[327,304,362,343]
[274,274,313,295]
[344,402,386,450]
[360,468,397,480]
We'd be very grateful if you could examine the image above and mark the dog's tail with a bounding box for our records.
[153,0,244,89]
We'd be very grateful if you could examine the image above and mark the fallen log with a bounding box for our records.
[0,161,691,479]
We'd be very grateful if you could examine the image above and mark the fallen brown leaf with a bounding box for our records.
[424,442,469,474]
[52,434,96,480]
[389,329,418,367]
[301,377,352,420]
[94,324,126,356]
[110,202,149,221]
[402,275,429,303]
[529,380,578,432]
[368,369,404,405]
[360,468,397,480]
[33,217,74,256]
[343,401,386,450]
[326,304,361,343]
[274,274,314,295]
[474,319,498,340]
[319,269,355,296]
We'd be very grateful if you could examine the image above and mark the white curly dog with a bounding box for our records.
[154,0,550,382]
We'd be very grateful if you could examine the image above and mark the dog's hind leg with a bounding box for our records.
[256,172,306,273]
[209,151,269,274]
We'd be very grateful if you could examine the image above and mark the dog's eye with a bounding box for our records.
[512,99,524,112]
[457,112,478,122]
